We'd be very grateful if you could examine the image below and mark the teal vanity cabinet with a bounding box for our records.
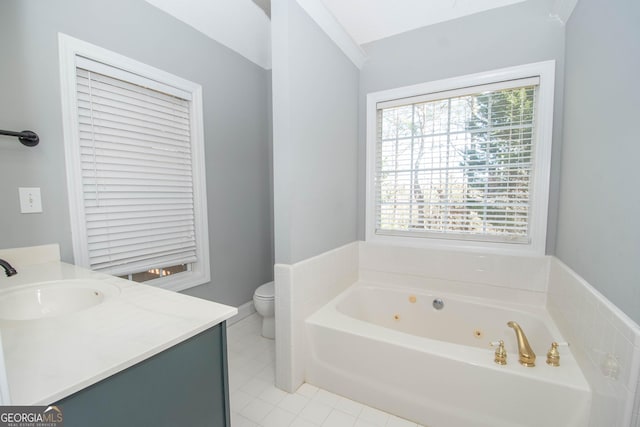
[55,323,230,427]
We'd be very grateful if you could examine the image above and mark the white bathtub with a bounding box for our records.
[305,282,592,427]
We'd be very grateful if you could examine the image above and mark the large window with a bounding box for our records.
[366,62,555,254]
[59,34,210,291]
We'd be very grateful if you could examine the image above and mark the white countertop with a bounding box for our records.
[0,260,237,405]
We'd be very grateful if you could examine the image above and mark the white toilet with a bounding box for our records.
[253,281,275,339]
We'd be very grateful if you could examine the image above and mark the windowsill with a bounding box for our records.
[366,232,545,257]
[143,269,211,292]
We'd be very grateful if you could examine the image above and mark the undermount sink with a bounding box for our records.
[0,279,120,321]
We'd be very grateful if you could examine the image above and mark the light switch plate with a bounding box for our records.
[18,187,43,213]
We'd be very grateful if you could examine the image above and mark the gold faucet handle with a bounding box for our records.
[546,341,569,367]
[490,340,507,365]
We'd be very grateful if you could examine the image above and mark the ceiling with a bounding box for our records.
[145,0,539,70]
[250,0,528,45]
[321,0,526,45]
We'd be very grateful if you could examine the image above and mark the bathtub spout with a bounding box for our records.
[507,321,536,367]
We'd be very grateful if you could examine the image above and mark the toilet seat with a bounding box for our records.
[254,281,274,300]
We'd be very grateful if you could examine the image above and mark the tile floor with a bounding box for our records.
[227,313,425,427]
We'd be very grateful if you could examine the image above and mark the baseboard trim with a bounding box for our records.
[227,300,256,327]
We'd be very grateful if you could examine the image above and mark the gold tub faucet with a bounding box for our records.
[507,321,536,367]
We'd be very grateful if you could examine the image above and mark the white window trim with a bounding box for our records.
[58,33,210,291]
[365,60,555,256]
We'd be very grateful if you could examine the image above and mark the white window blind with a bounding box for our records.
[375,78,539,243]
[75,62,198,276]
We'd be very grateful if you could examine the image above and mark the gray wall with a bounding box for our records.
[272,0,359,264]
[357,0,566,255]
[556,0,640,324]
[0,0,272,307]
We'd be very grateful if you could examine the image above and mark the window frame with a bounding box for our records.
[58,33,210,291]
[365,61,555,255]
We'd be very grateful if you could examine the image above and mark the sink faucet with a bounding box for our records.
[0,259,17,277]
[507,321,536,367]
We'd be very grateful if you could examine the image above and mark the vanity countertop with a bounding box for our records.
[0,259,237,405]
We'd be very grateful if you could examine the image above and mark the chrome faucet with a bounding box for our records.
[507,321,536,367]
[0,259,17,277]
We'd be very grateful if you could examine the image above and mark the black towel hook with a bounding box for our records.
[0,129,39,147]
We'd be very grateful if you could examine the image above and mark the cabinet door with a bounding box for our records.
[56,323,230,427]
